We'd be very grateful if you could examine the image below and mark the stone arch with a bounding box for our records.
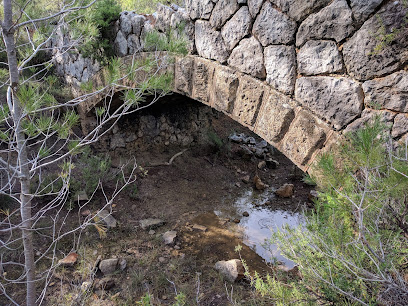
[76,54,338,172]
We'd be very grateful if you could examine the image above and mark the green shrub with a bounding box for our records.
[254,118,408,305]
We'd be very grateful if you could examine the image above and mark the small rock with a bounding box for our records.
[241,175,250,184]
[215,259,245,282]
[163,231,177,246]
[257,161,267,170]
[174,245,181,250]
[235,182,241,188]
[81,281,92,292]
[75,190,89,202]
[99,258,118,275]
[96,209,117,228]
[192,224,208,232]
[254,175,269,190]
[308,190,319,202]
[148,230,156,235]
[265,158,279,169]
[242,211,249,217]
[58,252,78,266]
[81,209,91,217]
[233,218,240,224]
[139,218,164,230]
[162,295,168,300]
[275,184,294,198]
[159,256,166,263]
[119,258,127,271]
[98,277,115,290]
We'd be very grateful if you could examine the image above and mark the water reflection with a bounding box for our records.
[215,188,305,268]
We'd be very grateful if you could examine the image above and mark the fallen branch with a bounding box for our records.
[146,149,188,167]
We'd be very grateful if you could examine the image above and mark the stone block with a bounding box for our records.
[295,76,364,130]
[350,0,382,24]
[195,20,229,63]
[227,37,265,79]
[280,109,329,167]
[248,0,263,18]
[392,114,408,139]
[344,109,395,134]
[296,0,354,47]
[174,56,194,96]
[362,70,408,113]
[343,1,408,81]
[185,0,214,20]
[211,65,239,113]
[255,89,296,143]
[297,40,343,75]
[270,0,331,22]
[232,75,266,126]
[264,45,296,95]
[253,2,297,46]
[221,6,252,51]
[191,57,216,104]
[210,0,239,29]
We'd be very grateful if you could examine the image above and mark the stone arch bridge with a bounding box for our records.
[51,0,408,172]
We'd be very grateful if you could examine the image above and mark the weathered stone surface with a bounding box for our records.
[343,1,408,81]
[215,259,245,282]
[350,0,383,23]
[127,34,141,54]
[392,114,408,139]
[186,0,214,20]
[221,7,252,51]
[255,90,295,143]
[264,45,296,95]
[96,209,117,228]
[297,40,343,75]
[192,58,216,104]
[114,31,128,57]
[233,76,266,126]
[248,0,263,18]
[132,15,145,37]
[99,258,118,275]
[195,21,229,63]
[163,231,177,246]
[270,0,331,21]
[295,76,364,130]
[212,66,239,113]
[281,110,328,166]
[174,56,194,96]
[171,10,195,53]
[362,70,408,112]
[296,0,354,47]
[210,0,239,29]
[253,2,297,46]
[120,11,134,36]
[344,109,395,133]
[192,224,208,232]
[156,4,174,33]
[139,218,164,230]
[227,37,265,78]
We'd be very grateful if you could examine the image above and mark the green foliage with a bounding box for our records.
[118,0,182,14]
[78,150,112,195]
[257,118,408,304]
[136,292,153,305]
[144,29,188,56]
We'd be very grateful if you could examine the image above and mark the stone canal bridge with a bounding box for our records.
[51,0,408,172]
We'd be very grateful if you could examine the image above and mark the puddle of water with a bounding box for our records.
[215,188,305,268]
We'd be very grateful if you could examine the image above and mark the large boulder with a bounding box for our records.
[296,0,354,47]
[155,4,174,33]
[252,2,297,46]
[297,40,343,75]
[195,21,229,63]
[362,70,408,113]
[295,76,364,130]
[227,37,265,78]
[209,0,240,29]
[343,1,408,81]
[270,0,331,21]
[221,6,252,51]
[114,30,128,57]
[264,45,296,95]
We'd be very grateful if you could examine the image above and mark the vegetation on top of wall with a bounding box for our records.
[247,119,408,305]
[118,0,183,14]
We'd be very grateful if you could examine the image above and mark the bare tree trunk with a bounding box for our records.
[2,0,36,304]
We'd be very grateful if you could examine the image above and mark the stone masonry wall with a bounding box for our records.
[51,0,408,171]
